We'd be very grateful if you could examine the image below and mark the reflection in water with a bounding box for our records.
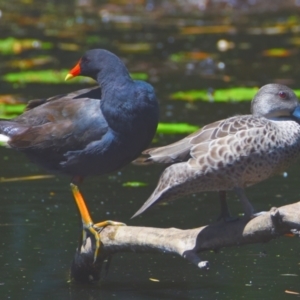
[0,0,300,299]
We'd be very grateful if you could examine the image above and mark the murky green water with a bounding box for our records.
[0,1,300,299]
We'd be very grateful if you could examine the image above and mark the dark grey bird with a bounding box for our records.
[132,84,300,220]
[0,49,159,261]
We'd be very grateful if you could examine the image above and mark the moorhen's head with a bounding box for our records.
[251,83,300,121]
[65,49,129,82]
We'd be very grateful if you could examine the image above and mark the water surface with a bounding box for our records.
[0,1,300,299]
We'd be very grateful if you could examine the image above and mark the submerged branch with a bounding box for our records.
[70,202,300,283]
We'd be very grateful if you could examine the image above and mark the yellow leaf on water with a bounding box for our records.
[0,175,54,183]
[8,56,56,70]
[116,42,152,53]
[285,290,299,295]
[0,95,24,105]
[149,278,160,282]
[181,25,236,35]
[262,48,295,57]
[170,51,211,62]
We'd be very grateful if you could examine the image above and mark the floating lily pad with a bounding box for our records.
[0,94,24,105]
[0,37,53,55]
[8,56,57,69]
[0,103,26,119]
[2,69,148,84]
[0,175,54,182]
[262,48,293,57]
[2,69,94,84]
[117,42,152,53]
[157,122,199,134]
[170,51,210,63]
[122,181,148,187]
[171,90,208,102]
[130,73,149,80]
[295,90,300,97]
[180,25,236,35]
[171,87,259,102]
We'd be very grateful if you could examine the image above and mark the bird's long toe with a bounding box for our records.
[71,183,126,263]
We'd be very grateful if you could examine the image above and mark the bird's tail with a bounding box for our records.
[132,162,195,218]
[0,120,28,145]
[133,137,193,166]
[131,186,166,218]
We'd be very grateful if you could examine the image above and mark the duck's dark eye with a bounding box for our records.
[278,91,287,99]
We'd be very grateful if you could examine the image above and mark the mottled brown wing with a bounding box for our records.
[138,119,223,164]
[141,115,265,164]
[189,115,264,145]
[188,115,269,169]
[141,136,195,164]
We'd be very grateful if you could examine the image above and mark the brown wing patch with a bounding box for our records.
[9,120,74,149]
[46,113,56,123]
[26,99,48,111]
[25,86,100,112]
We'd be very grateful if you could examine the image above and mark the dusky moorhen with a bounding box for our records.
[0,49,159,261]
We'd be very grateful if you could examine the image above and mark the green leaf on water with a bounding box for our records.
[157,122,199,134]
[294,90,300,97]
[0,103,26,119]
[122,181,148,187]
[170,52,186,63]
[171,88,300,102]
[0,37,53,54]
[117,42,152,53]
[130,73,148,80]
[171,87,260,102]
[2,70,94,84]
[213,88,260,102]
[169,51,210,62]
[2,104,26,114]
[2,70,148,84]
[262,48,292,57]
[0,114,20,119]
[171,90,208,101]
[85,35,107,45]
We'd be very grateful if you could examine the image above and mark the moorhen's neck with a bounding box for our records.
[95,59,133,90]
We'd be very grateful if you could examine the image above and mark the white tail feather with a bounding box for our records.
[0,134,10,143]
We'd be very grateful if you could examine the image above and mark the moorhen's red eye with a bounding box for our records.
[278,91,287,99]
[81,57,90,63]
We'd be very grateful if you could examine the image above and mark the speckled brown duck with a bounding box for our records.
[132,84,300,220]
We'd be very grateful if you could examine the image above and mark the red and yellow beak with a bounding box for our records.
[65,61,81,81]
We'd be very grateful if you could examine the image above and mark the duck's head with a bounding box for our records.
[251,84,300,121]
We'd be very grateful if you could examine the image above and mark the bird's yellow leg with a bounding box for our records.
[93,220,126,227]
[70,183,126,263]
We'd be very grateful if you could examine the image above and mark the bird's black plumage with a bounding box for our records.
[0,49,159,180]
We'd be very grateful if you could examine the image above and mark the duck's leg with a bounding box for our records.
[234,187,268,219]
[218,190,238,222]
[70,183,125,263]
[234,187,255,218]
